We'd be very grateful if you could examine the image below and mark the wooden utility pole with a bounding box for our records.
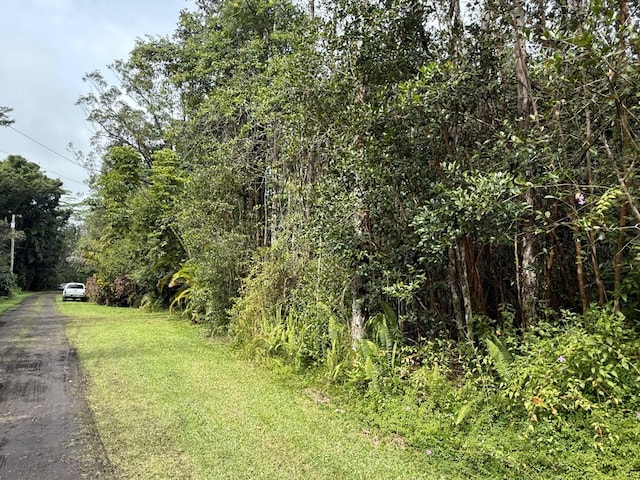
[9,214,15,273]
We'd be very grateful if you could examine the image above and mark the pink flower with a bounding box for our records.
[577,193,585,206]
[557,355,566,363]
[636,412,640,419]
[426,449,433,455]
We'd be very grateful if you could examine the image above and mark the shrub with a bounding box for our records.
[504,305,640,421]
[86,273,141,306]
[86,274,112,304]
[0,266,16,297]
[231,241,351,368]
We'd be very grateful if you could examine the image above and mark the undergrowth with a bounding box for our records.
[234,302,640,478]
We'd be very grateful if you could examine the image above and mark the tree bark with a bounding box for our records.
[448,246,465,341]
[575,235,588,314]
[350,196,369,347]
[456,238,474,342]
[351,273,366,346]
[614,203,627,312]
[586,230,605,306]
[513,0,539,328]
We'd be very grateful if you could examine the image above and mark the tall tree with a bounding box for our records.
[0,155,69,290]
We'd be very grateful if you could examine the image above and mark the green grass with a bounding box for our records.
[60,301,461,480]
[0,291,33,315]
[60,301,640,479]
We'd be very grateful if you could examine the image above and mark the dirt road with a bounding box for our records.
[0,293,111,479]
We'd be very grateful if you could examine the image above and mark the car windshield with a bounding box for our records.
[66,283,84,289]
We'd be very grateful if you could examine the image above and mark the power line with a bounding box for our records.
[41,167,88,188]
[8,125,90,171]
[1,145,87,188]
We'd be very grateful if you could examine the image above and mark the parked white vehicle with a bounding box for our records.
[62,283,87,302]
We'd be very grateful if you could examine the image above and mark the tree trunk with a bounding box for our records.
[574,235,588,314]
[447,239,473,342]
[614,203,627,312]
[544,201,559,308]
[613,0,631,313]
[586,231,605,306]
[456,238,474,342]
[520,187,538,329]
[513,0,539,328]
[351,274,366,347]
[350,200,369,348]
[448,246,465,341]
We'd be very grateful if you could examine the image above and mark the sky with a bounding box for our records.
[0,0,194,202]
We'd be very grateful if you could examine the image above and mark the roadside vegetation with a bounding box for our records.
[0,291,32,316]
[3,0,639,476]
[60,300,640,479]
[0,152,87,292]
[62,300,446,479]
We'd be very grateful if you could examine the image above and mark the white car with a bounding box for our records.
[62,283,87,302]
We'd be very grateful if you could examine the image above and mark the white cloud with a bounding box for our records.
[0,0,192,195]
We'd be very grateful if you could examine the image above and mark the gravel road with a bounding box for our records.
[0,293,112,479]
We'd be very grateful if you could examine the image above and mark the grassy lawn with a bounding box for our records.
[60,301,460,480]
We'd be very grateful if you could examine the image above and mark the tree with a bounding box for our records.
[77,0,640,367]
[0,155,69,290]
[0,106,14,126]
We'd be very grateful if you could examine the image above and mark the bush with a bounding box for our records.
[86,273,141,306]
[503,305,640,421]
[230,241,351,368]
[0,266,16,297]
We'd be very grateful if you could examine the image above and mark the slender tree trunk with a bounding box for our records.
[350,181,368,347]
[448,246,465,341]
[574,0,605,309]
[575,234,588,314]
[544,201,559,308]
[465,237,484,314]
[349,1,370,347]
[584,99,605,306]
[614,203,627,312]
[446,239,474,342]
[351,271,366,346]
[520,188,537,330]
[586,231,605,306]
[545,244,555,307]
[613,0,631,312]
[513,0,539,328]
[456,238,474,342]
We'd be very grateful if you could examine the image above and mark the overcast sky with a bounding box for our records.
[0,0,193,201]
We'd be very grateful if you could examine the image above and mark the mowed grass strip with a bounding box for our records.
[60,301,448,480]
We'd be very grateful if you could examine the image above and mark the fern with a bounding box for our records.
[486,337,514,382]
[165,261,197,313]
[367,302,401,369]
[455,400,474,426]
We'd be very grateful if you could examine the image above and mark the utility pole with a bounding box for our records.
[9,213,15,273]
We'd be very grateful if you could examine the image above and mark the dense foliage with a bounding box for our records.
[0,155,79,290]
[78,0,640,474]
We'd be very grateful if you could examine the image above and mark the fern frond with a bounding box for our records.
[486,337,514,382]
[455,401,474,426]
